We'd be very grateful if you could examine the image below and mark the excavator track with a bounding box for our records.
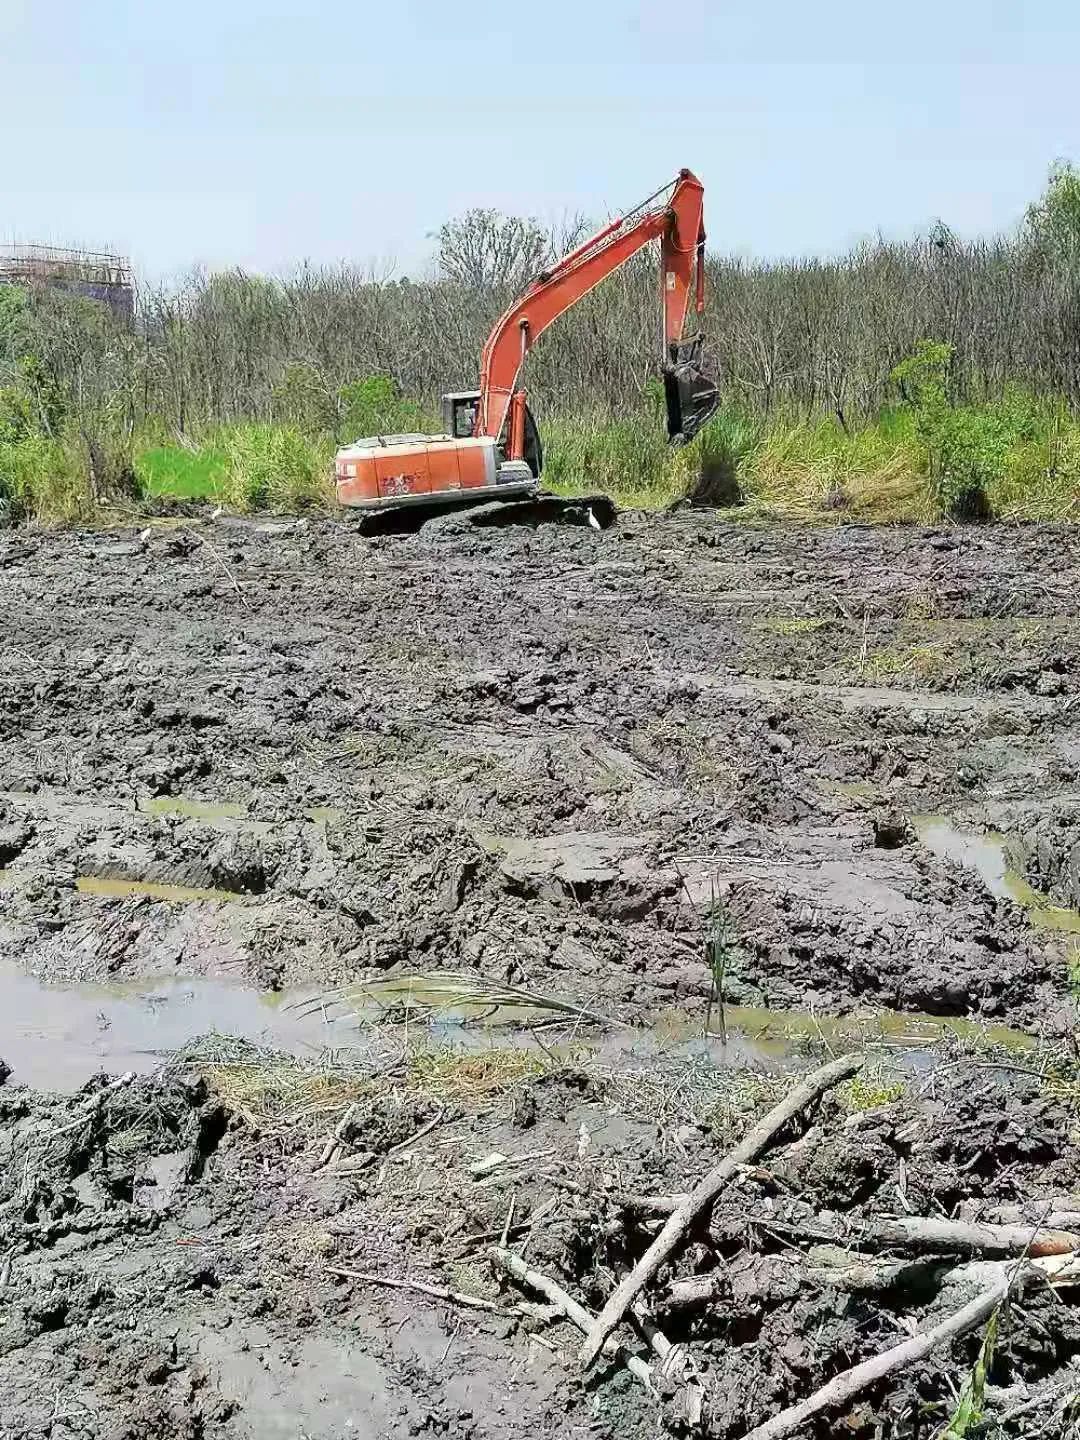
[351,492,617,536]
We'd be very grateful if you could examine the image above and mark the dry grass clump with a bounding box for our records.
[407,1047,551,1102]
[202,1056,374,1129]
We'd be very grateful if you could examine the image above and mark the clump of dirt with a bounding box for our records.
[1022,811,1080,910]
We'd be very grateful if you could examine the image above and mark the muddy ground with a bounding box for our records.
[4,512,1080,1437]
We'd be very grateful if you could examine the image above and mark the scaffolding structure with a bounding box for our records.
[0,244,134,325]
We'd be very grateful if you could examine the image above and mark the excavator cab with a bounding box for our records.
[442,390,543,480]
[663,335,719,447]
[442,392,480,441]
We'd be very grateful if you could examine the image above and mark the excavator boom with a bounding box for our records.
[477,168,717,453]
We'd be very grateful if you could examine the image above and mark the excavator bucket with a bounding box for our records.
[663,336,719,447]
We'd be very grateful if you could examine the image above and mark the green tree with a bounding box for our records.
[338,373,425,441]
[1026,159,1080,260]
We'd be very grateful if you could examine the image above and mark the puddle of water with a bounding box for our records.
[306,807,345,826]
[329,978,1035,1057]
[75,876,246,904]
[915,815,1080,934]
[1,962,1037,1094]
[0,962,368,1091]
[139,797,249,821]
[652,1002,1035,1055]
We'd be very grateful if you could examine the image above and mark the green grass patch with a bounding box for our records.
[543,406,930,521]
[134,428,334,512]
[837,1074,906,1113]
[136,445,227,500]
[543,411,693,506]
[219,425,334,512]
[0,431,94,522]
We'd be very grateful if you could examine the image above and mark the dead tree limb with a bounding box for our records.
[579,1052,862,1369]
[658,1250,924,1311]
[488,1246,656,1394]
[769,1214,1080,1259]
[739,1262,1010,1440]
[853,1216,1079,1259]
[620,1201,1080,1259]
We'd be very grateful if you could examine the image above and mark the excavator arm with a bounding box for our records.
[476,168,718,458]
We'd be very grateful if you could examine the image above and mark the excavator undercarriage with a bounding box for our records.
[335,168,718,525]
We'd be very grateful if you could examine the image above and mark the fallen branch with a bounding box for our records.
[854,1215,1079,1259]
[488,1247,655,1394]
[620,1199,1080,1259]
[740,1261,1010,1440]
[579,1052,862,1369]
[771,1213,1080,1260]
[658,1249,921,1312]
[740,1255,1078,1440]
[328,1266,505,1313]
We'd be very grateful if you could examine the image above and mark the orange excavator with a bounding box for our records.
[334,168,717,523]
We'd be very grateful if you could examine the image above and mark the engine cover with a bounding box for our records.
[335,433,536,510]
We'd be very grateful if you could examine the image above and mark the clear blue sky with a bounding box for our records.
[2,0,1078,280]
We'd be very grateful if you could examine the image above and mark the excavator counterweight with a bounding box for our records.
[335,169,718,514]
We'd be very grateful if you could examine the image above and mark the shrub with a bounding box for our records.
[0,431,85,522]
[690,411,761,505]
[892,342,999,518]
[338,374,430,442]
[220,424,332,512]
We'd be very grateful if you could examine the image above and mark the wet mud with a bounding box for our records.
[4,513,1080,1436]
[5,516,1080,1027]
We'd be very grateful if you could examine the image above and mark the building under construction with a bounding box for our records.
[0,244,134,326]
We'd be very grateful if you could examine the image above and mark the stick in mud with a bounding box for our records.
[579,1052,863,1369]
[327,1266,506,1314]
[489,1247,656,1394]
[739,1262,1011,1440]
[620,1198,1080,1259]
[48,1070,136,1138]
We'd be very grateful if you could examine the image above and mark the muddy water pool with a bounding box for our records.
[0,960,1036,1092]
